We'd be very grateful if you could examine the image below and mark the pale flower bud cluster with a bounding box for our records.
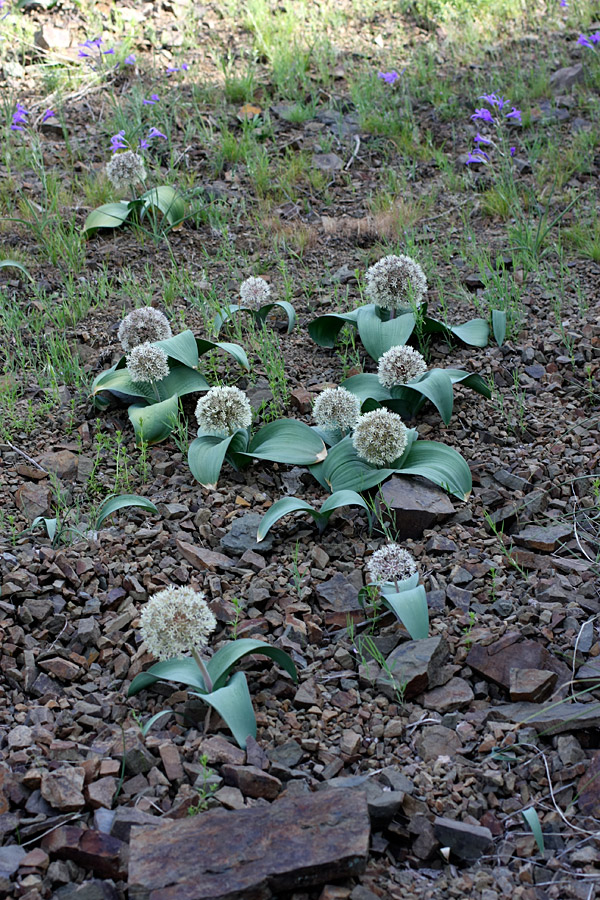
[126,343,169,383]
[195,386,253,435]
[105,150,147,189]
[313,387,361,431]
[352,408,407,466]
[377,345,427,387]
[365,254,428,310]
[367,544,418,585]
[239,276,271,309]
[118,307,172,351]
[140,586,217,660]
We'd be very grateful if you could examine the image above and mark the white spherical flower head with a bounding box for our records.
[106,150,147,189]
[313,387,361,431]
[367,544,418,585]
[352,408,407,466]
[126,342,169,383]
[140,586,217,661]
[239,276,271,309]
[118,307,172,351]
[377,345,427,388]
[195,386,253,436]
[365,254,428,311]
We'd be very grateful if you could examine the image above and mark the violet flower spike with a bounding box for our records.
[505,107,522,123]
[473,133,492,145]
[577,34,593,48]
[591,31,600,44]
[471,108,494,123]
[138,139,149,150]
[143,94,160,105]
[103,48,115,55]
[478,93,505,109]
[560,0,568,6]
[124,54,136,65]
[510,147,516,157]
[110,130,128,153]
[42,109,56,123]
[378,70,401,84]
[147,127,167,140]
[465,151,489,165]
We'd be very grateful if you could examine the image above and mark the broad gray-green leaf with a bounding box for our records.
[140,186,185,227]
[396,369,455,424]
[207,638,298,691]
[492,309,507,346]
[521,807,545,854]
[342,373,391,403]
[257,490,369,541]
[92,362,208,403]
[95,494,158,529]
[154,330,199,367]
[31,516,58,540]
[188,430,249,488]
[380,583,429,639]
[129,396,180,445]
[197,671,256,749]
[196,338,250,371]
[449,317,489,347]
[0,259,33,280]
[128,658,207,696]
[82,201,131,237]
[321,436,398,493]
[307,310,360,348]
[397,440,472,500]
[356,306,416,360]
[244,420,327,466]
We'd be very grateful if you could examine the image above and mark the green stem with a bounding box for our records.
[192,648,213,693]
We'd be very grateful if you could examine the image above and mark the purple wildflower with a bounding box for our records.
[42,109,56,123]
[147,127,167,140]
[471,107,494,123]
[592,31,600,43]
[102,48,115,55]
[505,107,522,123]
[474,132,493,145]
[143,94,159,105]
[479,92,506,110]
[166,66,179,74]
[124,54,136,65]
[559,0,568,5]
[465,150,489,165]
[578,34,593,48]
[181,63,189,70]
[510,147,516,157]
[138,139,149,150]
[110,130,128,153]
[378,70,402,84]
[11,103,28,131]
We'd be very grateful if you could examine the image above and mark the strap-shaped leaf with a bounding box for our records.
[257,490,370,541]
[140,709,174,737]
[208,638,298,690]
[95,494,158,529]
[128,657,207,696]
[216,302,296,335]
[395,369,455,425]
[188,431,248,488]
[244,420,327,466]
[92,360,208,403]
[380,583,429,639]
[31,516,58,540]
[0,259,33,280]
[82,201,131,237]
[342,373,391,403]
[307,310,360,348]
[197,671,256,749]
[195,338,250,371]
[521,808,545,854]
[129,395,179,445]
[321,436,397,493]
[356,306,416,360]
[448,317,489,347]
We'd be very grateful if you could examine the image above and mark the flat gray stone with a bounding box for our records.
[221,513,273,555]
[488,700,600,734]
[377,636,450,700]
[434,816,493,860]
[0,845,26,878]
[377,477,455,539]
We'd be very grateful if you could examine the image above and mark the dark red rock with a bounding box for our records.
[466,634,570,692]
[41,826,127,879]
[128,789,370,899]
[376,477,455,539]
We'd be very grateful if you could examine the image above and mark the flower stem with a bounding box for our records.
[151,381,161,403]
[192,648,213,693]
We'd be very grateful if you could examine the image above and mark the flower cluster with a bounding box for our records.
[313,387,361,431]
[378,70,402,84]
[126,343,169,383]
[367,544,418,585]
[110,127,167,154]
[353,408,407,466]
[578,32,600,48]
[11,103,28,132]
[195,386,253,435]
[466,92,522,166]
[140,586,217,660]
[239,276,271,308]
[118,307,172,350]
[365,255,428,311]
[377,345,427,388]
[106,150,147,188]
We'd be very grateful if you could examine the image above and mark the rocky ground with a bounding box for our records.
[1,1,600,899]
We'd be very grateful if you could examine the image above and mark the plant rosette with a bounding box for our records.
[308,302,490,361]
[91,330,249,445]
[257,489,372,541]
[188,418,328,488]
[342,368,491,424]
[128,638,298,749]
[310,429,472,501]
[82,186,185,238]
